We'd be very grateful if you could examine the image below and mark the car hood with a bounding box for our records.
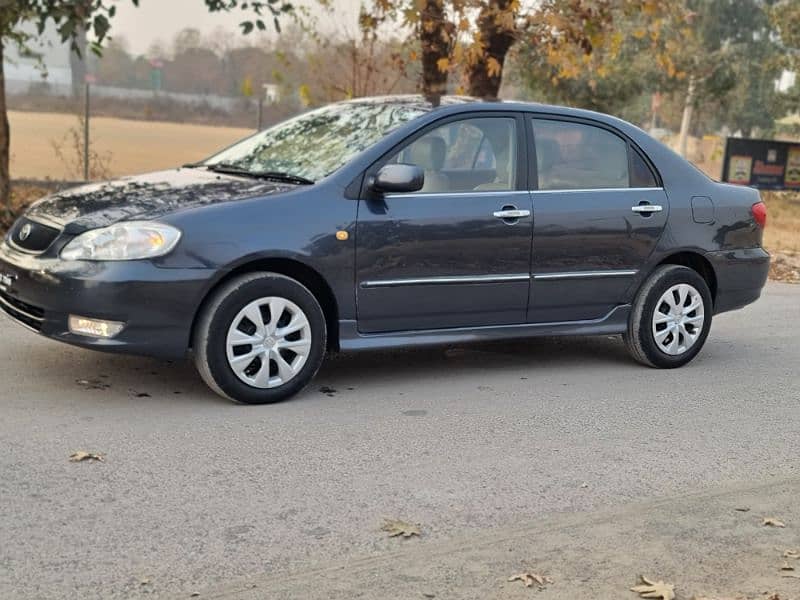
[25,168,296,232]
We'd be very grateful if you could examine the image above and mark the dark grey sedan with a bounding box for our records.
[0,96,769,403]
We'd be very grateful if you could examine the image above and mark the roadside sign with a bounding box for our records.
[150,68,162,92]
[721,137,800,190]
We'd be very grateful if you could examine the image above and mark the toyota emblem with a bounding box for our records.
[19,223,32,241]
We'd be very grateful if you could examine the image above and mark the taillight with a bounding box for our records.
[751,201,767,228]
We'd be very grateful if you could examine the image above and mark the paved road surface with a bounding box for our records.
[0,283,798,599]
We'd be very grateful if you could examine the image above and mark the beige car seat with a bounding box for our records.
[408,136,450,193]
[474,128,516,191]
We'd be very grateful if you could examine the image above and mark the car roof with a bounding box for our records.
[340,94,620,123]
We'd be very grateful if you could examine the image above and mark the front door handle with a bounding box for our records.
[493,208,531,219]
[631,204,663,214]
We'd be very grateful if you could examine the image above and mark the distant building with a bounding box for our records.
[777,70,796,93]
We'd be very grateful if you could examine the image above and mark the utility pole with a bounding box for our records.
[83,81,90,181]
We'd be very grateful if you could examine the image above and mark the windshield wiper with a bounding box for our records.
[253,170,315,185]
[206,163,314,185]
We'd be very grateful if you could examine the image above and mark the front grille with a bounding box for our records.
[8,217,61,253]
[0,288,45,331]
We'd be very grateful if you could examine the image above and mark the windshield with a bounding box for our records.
[205,101,428,182]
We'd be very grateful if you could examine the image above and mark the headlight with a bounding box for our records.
[60,222,182,261]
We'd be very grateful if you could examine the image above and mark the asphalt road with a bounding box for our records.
[1,283,798,599]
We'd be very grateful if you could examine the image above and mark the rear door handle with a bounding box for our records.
[631,204,663,213]
[493,209,531,219]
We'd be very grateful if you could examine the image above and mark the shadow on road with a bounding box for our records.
[12,333,634,406]
[320,334,633,382]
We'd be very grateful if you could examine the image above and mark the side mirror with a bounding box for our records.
[370,164,424,194]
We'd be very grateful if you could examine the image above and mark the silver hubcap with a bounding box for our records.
[226,297,311,388]
[652,283,705,356]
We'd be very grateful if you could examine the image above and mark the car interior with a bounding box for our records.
[391,117,517,193]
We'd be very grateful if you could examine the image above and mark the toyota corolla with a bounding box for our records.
[0,96,770,403]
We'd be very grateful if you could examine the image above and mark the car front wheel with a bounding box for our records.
[193,272,327,404]
[624,265,713,368]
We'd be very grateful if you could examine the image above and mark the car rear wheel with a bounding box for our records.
[193,272,327,404]
[624,265,712,368]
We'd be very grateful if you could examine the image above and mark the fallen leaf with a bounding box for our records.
[781,573,800,579]
[76,378,110,390]
[780,562,795,571]
[734,507,750,512]
[69,451,104,463]
[783,549,800,559]
[140,578,150,586]
[630,575,675,600]
[508,572,553,588]
[190,593,200,598]
[763,518,786,528]
[381,519,420,538]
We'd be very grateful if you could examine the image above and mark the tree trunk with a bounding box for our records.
[419,0,449,106]
[466,0,516,99]
[69,24,88,98]
[0,40,10,217]
[678,76,696,158]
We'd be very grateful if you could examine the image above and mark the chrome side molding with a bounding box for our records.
[361,273,530,288]
[533,270,637,281]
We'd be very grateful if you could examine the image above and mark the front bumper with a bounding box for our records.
[0,242,215,358]
[705,247,770,314]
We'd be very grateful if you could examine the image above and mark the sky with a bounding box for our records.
[112,0,363,55]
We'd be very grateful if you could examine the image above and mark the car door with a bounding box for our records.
[527,117,668,323]
[356,113,532,333]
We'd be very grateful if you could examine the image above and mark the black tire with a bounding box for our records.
[624,265,713,369]
[193,272,327,404]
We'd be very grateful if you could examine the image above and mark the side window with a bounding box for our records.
[532,119,629,191]
[630,148,659,188]
[389,117,517,193]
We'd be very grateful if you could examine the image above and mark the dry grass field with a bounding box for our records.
[9,111,252,180]
[763,192,800,253]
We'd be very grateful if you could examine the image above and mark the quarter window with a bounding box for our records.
[388,117,517,193]
[533,119,652,191]
[630,148,658,188]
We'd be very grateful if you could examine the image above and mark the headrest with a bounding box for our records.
[536,138,560,172]
[408,136,446,171]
